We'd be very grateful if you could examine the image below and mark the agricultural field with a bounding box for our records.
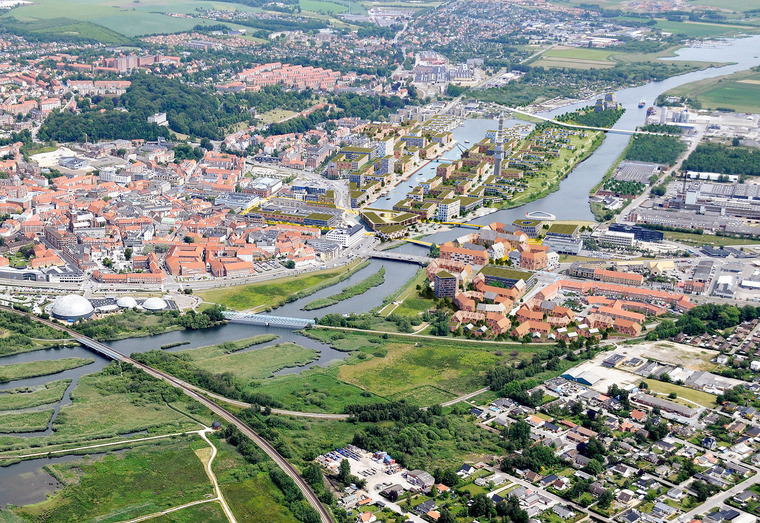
[654,19,760,38]
[533,44,729,72]
[1,0,259,39]
[6,437,214,522]
[0,379,71,411]
[177,338,318,381]
[665,69,760,114]
[198,259,366,311]
[0,358,93,384]
[533,47,617,70]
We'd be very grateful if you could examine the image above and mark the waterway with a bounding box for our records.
[2,36,760,507]
[388,36,760,252]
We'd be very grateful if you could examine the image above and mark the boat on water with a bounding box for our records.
[464,140,470,143]
[638,99,646,108]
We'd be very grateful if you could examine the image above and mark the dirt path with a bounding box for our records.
[117,428,236,523]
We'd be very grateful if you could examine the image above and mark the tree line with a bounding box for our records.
[684,143,760,176]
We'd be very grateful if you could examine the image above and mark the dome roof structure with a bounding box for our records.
[142,297,167,311]
[116,297,138,308]
[51,295,94,320]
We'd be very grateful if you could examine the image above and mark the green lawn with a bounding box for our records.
[10,438,214,522]
[0,409,54,433]
[0,379,71,411]
[198,259,366,311]
[642,379,717,408]
[0,358,93,383]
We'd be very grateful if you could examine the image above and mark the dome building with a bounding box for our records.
[51,295,94,322]
[142,297,167,311]
[116,297,138,309]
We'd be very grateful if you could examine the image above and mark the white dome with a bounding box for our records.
[142,297,167,311]
[116,297,138,308]
[51,295,94,320]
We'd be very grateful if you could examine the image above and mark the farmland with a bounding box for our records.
[0,0,259,39]
[665,69,760,114]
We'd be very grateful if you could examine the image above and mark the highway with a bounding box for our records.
[6,309,335,523]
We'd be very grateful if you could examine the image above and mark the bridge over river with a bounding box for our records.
[223,311,315,328]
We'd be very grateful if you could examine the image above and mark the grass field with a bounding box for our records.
[300,0,348,14]
[666,69,760,114]
[1,0,260,39]
[377,268,427,317]
[656,19,760,38]
[306,329,552,405]
[179,340,318,380]
[0,409,54,433]
[258,109,299,124]
[250,366,387,412]
[210,435,299,522]
[664,230,760,247]
[642,379,717,408]
[533,42,733,72]
[149,503,229,523]
[198,259,366,311]
[0,379,71,411]
[10,438,214,522]
[0,358,93,383]
[46,367,202,443]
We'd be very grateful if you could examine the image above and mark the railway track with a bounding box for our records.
[3,308,334,523]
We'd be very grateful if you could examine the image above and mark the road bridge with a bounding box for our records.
[368,251,429,265]
[72,335,125,361]
[504,106,677,136]
[223,311,315,328]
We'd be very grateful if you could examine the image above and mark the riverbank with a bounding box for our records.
[501,130,605,210]
[302,266,386,311]
[198,259,368,312]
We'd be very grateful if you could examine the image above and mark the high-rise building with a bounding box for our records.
[493,115,504,177]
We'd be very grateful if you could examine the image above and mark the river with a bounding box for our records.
[2,36,760,507]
